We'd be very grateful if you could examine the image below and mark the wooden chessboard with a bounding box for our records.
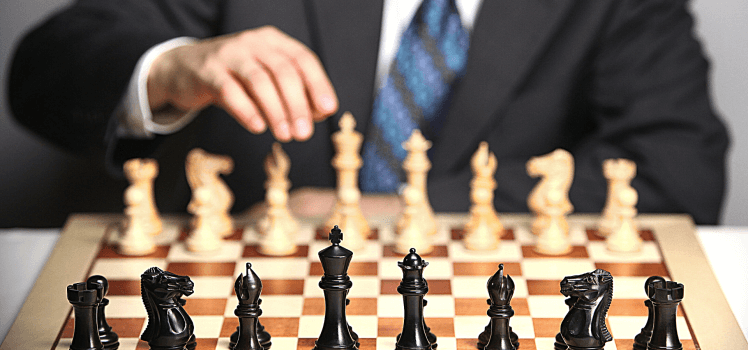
[3,213,746,350]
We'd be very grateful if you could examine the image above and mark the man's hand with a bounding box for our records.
[147,26,338,142]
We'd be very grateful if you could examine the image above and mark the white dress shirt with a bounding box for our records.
[116,0,483,138]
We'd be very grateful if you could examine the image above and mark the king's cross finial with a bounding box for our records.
[329,225,343,245]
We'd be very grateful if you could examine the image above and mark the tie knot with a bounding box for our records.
[418,0,461,39]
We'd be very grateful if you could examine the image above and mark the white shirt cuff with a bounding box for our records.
[117,37,199,138]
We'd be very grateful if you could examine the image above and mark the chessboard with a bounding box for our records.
[3,212,746,350]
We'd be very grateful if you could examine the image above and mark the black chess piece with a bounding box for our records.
[633,276,667,350]
[478,301,518,349]
[646,278,684,350]
[559,269,614,350]
[230,304,272,349]
[553,296,577,350]
[482,264,516,350]
[233,263,265,350]
[395,248,431,350]
[140,267,197,350]
[313,226,358,350]
[397,299,437,349]
[86,275,119,350]
[67,281,104,350]
[346,298,360,348]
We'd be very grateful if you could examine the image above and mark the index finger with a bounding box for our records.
[269,33,339,120]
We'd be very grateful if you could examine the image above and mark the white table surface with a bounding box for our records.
[1,226,746,344]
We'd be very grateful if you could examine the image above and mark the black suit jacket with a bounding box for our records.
[9,0,729,223]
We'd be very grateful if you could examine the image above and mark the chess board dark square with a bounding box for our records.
[532,318,564,337]
[257,279,305,295]
[315,227,380,240]
[166,262,236,276]
[377,317,401,337]
[194,338,218,350]
[452,262,522,276]
[382,245,448,257]
[594,262,669,277]
[97,244,170,259]
[379,279,451,295]
[258,317,300,337]
[424,317,455,337]
[243,244,310,258]
[220,318,238,337]
[181,298,227,315]
[450,228,514,240]
[309,262,378,276]
[107,280,142,295]
[526,280,563,295]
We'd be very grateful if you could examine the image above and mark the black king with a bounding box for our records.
[313,226,358,350]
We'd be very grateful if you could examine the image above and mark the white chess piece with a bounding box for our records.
[606,187,642,253]
[397,130,437,236]
[599,158,637,237]
[119,184,156,255]
[186,148,235,238]
[257,143,298,256]
[326,112,370,237]
[123,158,162,236]
[258,186,298,256]
[526,149,574,255]
[335,187,366,251]
[186,186,222,252]
[395,186,434,255]
[464,142,502,250]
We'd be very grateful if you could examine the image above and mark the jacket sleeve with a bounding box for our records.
[569,0,729,224]
[8,0,222,158]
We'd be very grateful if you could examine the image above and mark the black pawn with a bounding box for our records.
[67,281,104,350]
[313,226,357,350]
[395,248,431,350]
[483,264,515,350]
[647,279,684,350]
[233,263,264,350]
[633,276,667,350]
[86,275,119,350]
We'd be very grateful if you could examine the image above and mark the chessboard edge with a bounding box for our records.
[647,215,748,350]
[0,214,117,350]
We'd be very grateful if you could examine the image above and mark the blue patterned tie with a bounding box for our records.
[360,0,470,192]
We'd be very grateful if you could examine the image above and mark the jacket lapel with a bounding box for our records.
[306,0,384,135]
[431,0,576,173]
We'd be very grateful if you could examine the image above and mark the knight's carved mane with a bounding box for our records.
[590,269,613,342]
[140,267,163,341]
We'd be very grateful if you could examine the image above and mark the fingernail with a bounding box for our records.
[295,119,312,139]
[318,95,336,112]
[250,118,266,133]
[277,122,291,141]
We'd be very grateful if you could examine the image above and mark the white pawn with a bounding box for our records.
[534,188,572,255]
[119,185,156,256]
[395,186,433,255]
[258,186,298,256]
[186,186,222,252]
[606,187,642,253]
